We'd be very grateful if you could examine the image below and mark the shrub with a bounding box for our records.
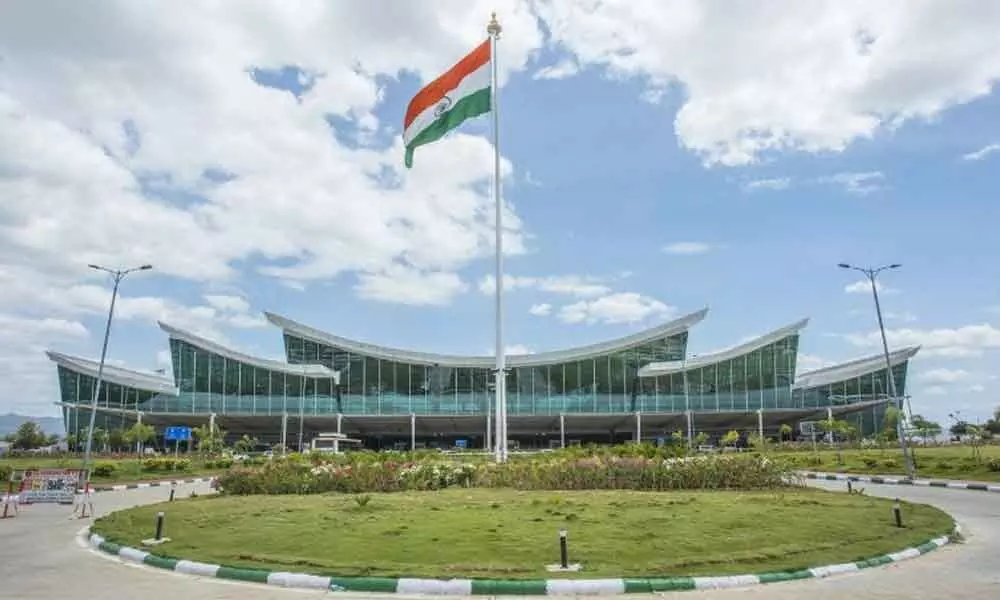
[0,464,11,483]
[881,459,899,469]
[987,458,1000,472]
[91,462,117,477]
[204,458,234,469]
[141,457,191,472]
[861,457,878,469]
[215,454,794,496]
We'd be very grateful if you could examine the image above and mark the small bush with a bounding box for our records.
[0,464,12,483]
[91,462,117,477]
[881,459,899,469]
[861,457,878,469]
[204,458,234,469]
[141,457,191,472]
[987,458,1000,473]
[935,461,952,471]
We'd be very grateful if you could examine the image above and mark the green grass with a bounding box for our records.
[771,445,1000,481]
[93,488,952,579]
[0,456,227,485]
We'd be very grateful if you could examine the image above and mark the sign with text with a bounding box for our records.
[164,426,192,441]
[18,469,84,504]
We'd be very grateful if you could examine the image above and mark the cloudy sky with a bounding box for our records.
[2,1,999,428]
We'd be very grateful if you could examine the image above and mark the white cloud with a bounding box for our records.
[961,143,1000,161]
[536,1,1000,166]
[478,274,610,298]
[533,59,580,80]
[354,266,468,306]
[918,368,971,384]
[529,303,552,316]
[967,384,986,393]
[661,242,714,255]
[744,177,792,191]
[504,344,533,355]
[0,314,90,414]
[796,353,834,372]
[885,311,918,323]
[843,323,1000,358]
[203,294,251,314]
[557,292,675,325]
[844,279,896,294]
[818,171,885,195]
[924,386,948,396]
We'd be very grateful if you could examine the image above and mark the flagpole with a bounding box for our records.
[487,12,506,463]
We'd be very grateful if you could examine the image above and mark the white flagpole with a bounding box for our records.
[488,13,506,463]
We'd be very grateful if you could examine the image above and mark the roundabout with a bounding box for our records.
[89,487,954,590]
[1,478,997,598]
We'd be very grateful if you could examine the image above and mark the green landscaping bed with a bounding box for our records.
[0,456,230,486]
[92,488,952,579]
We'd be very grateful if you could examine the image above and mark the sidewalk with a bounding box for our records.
[802,471,1000,492]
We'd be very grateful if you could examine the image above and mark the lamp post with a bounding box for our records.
[682,354,696,448]
[838,262,915,479]
[81,264,153,481]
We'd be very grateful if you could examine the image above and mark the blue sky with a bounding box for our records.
[1,2,998,429]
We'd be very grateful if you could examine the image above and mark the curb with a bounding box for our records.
[802,472,1000,493]
[78,477,217,493]
[85,526,958,595]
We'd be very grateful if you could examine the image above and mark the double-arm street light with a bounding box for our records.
[81,263,154,482]
[838,262,915,479]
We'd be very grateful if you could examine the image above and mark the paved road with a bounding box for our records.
[1,480,997,599]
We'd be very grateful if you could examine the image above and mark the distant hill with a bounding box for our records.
[0,414,64,437]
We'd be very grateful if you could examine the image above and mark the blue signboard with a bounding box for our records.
[164,426,192,441]
[455,439,468,449]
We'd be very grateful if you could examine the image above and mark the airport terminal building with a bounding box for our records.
[47,308,917,450]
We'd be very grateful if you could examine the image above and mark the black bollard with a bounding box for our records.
[847,481,852,494]
[155,511,165,540]
[169,481,176,502]
[559,529,568,569]
[893,499,902,528]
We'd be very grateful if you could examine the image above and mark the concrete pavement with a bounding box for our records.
[0,480,996,599]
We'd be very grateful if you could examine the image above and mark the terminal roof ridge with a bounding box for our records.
[264,307,710,368]
[44,350,179,396]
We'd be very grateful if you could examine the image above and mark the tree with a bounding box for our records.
[882,406,901,440]
[91,428,109,453]
[233,434,258,455]
[910,414,942,442]
[11,421,47,449]
[985,407,1000,436]
[124,423,156,454]
[107,428,126,452]
[949,420,971,438]
[779,423,793,442]
[720,430,740,447]
[193,423,226,455]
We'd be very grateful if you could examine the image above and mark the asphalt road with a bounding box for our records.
[1,480,996,599]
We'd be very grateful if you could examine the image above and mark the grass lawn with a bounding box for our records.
[93,488,952,579]
[771,444,1000,482]
[0,456,227,485]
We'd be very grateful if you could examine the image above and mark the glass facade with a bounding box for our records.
[638,335,800,412]
[49,317,914,441]
[282,331,688,415]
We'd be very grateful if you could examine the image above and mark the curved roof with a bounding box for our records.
[636,318,809,377]
[792,346,920,390]
[46,350,179,396]
[158,322,337,378]
[265,308,709,369]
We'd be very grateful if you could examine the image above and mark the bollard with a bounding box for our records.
[893,498,902,528]
[559,529,568,569]
[155,511,165,541]
[847,481,852,494]
[169,482,176,503]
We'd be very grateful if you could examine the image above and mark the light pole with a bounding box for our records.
[81,264,153,482]
[838,262,915,478]
[682,354,696,448]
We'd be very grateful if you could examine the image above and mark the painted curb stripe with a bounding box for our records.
[802,472,1000,493]
[397,578,473,595]
[85,526,956,595]
[545,578,625,595]
[267,572,332,589]
[81,477,217,493]
[693,575,760,589]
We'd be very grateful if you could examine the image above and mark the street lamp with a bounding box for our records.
[682,354,697,448]
[81,264,153,482]
[838,262,915,478]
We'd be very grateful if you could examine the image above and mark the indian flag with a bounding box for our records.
[403,40,491,168]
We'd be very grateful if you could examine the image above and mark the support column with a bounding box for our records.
[826,406,834,444]
[136,411,143,454]
[336,413,343,435]
[686,410,694,448]
[486,401,492,452]
[209,413,216,433]
[410,413,416,451]
[757,409,764,441]
[635,411,642,443]
[559,413,566,449]
[280,412,288,454]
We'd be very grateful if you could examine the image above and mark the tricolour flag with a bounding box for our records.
[403,40,491,168]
